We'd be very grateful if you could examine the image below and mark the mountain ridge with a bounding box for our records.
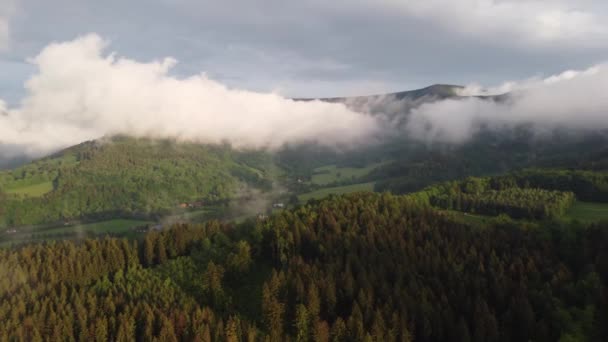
[294,83,464,102]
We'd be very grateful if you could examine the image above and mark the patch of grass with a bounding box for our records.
[441,201,608,226]
[310,161,389,185]
[443,210,491,226]
[44,219,151,235]
[168,207,219,222]
[566,201,608,222]
[298,182,376,202]
[5,181,53,197]
[0,219,151,247]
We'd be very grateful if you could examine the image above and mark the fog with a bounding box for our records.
[0,34,381,159]
[405,64,608,143]
[1,34,607,163]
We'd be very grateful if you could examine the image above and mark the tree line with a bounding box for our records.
[410,170,608,220]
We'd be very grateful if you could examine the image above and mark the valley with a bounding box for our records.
[3,1,608,340]
[1,135,607,247]
[1,109,607,341]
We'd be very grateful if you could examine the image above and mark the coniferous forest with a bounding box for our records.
[1,192,606,341]
[4,2,608,341]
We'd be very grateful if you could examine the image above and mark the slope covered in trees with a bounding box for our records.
[430,187,575,219]
[491,169,608,202]
[371,132,608,195]
[1,192,606,341]
[2,126,607,229]
[0,136,276,227]
[411,170,608,220]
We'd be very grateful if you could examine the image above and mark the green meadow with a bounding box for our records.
[298,182,376,202]
[4,181,54,197]
[566,201,608,222]
[310,161,389,185]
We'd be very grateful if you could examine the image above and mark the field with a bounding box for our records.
[310,161,388,185]
[298,182,376,202]
[4,181,54,197]
[566,201,608,222]
[442,201,608,225]
[40,219,152,236]
[443,210,491,226]
[163,207,221,223]
[0,218,151,247]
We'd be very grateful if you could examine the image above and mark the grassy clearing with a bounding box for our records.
[5,181,54,197]
[566,201,608,222]
[443,201,608,225]
[298,182,376,202]
[164,207,220,223]
[42,219,151,236]
[0,219,151,247]
[310,161,389,185]
[443,210,491,226]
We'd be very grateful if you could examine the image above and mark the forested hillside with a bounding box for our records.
[1,192,606,341]
[372,132,608,195]
[0,137,276,226]
[2,124,608,228]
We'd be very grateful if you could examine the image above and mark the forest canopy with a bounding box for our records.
[1,192,606,341]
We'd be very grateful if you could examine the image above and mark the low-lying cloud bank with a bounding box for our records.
[406,64,608,143]
[0,34,381,158]
[1,33,607,162]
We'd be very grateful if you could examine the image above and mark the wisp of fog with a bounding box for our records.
[406,64,608,143]
[0,34,380,158]
[1,33,607,161]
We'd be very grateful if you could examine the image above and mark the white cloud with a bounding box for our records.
[457,64,602,96]
[1,31,607,160]
[0,34,381,156]
[406,63,608,143]
[384,0,608,47]
[4,0,608,99]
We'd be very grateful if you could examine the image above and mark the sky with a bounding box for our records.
[0,0,607,161]
[1,0,608,102]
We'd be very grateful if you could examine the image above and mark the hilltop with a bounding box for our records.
[0,136,278,227]
[296,84,463,102]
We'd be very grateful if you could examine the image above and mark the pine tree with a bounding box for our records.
[294,304,309,342]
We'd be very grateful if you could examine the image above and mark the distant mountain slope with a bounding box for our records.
[1,84,606,228]
[295,84,467,118]
[296,84,463,102]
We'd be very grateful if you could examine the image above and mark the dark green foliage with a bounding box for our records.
[426,183,575,219]
[492,169,608,202]
[412,170,608,220]
[1,192,607,341]
[372,131,608,195]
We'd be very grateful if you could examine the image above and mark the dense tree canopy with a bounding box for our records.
[1,192,606,341]
[0,137,275,226]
